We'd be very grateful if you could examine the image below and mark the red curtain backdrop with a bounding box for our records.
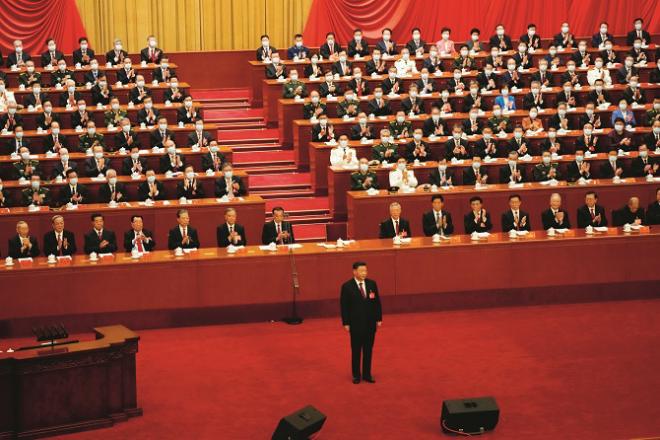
[303,0,660,46]
[0,0,86,56]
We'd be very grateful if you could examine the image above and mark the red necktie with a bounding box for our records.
[97,230,102,240]
[57,234,63,256]
[359,282,367,299]
[276,223,282,242]
[394,220,399,236]
[136,234,144,252]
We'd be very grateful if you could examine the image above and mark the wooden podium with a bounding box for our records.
[0,325,142,439]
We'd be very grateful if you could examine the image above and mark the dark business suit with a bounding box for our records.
[378,217,411,238]
[123,229,156,252]
[43,230,76,256]
[167,226,200,249]
[612,206,645,227]
[138,180,166,201]
[463,210,492,234]
[646,201,660,225]
[501,209,531,232]
[577,205,608,228]
[541,208,571,230]
[83,229,118,254]
[422,210,454,236]
[216,223,246,247]
[8,235,40,258]
[261,221,295,245]
[215,175,246,197]
[340,278,382,379]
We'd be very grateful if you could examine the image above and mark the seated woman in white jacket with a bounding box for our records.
[329,135,359,167]
[389,157,418,189]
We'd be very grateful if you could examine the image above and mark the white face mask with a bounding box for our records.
[600,27,608,34]
[185,101,193,108]
[575,155,584,162]
[94,151,103,159]
[514,132,522,139]
[90,63,98,70]
[186,172,195,180]
[396,116,405,123]
[438,164,447,171]
[195,124,204,131]
[359,118,367,125]
[615,124,624,131]
[109,177,117,185]
[88,128,96,135]
[21,152,30,160]
[137,80,145,87]
[359,163,369,172]
[290,75,298,81]
[413,133,422,141]
[542,156,551,165]
[149,40,157,48]
[145,102,153,109]
[339,140,348,147]
[60,154,69,161]
[167,147,176,154]
[561,26,569,33]
[69,177,78,185]
[31,181,40,189]
[147,175,156,183]
[122,125,131,133]
[131,152,139,159]
[111,103,120,110]
[311,96,319,103]
[159,123,168,131]
[472,162,481,170]
[374,92,383,99]
[397,163,406,171]
[584,129,592,136]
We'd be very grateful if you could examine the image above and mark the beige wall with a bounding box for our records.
[75,0,313,52]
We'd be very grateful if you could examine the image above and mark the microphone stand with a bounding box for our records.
[282,244,303,325]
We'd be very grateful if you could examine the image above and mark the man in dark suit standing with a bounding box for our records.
[168,209,200,249]
[422,195,454,236]
[217,208,247,247]
[378,202,411,238]
[43,215,76,256]
[501,194,531,232]
[340,261,382,384]
[8,221,40,259]
[577,191,608,228]
[124,215,155,253]
[261,206,295,245]
[83,213,118,254]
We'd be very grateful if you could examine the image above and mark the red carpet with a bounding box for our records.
[192,88,250,100]
[39,299,660,440]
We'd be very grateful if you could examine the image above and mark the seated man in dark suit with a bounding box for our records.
[541,193,572,230]
[500,151,526,184]
[150,117,173,148]
[347,29,370,57]
[319,32,342,60]
[261,206,295,244]
[378,202,411,239]
[141,35,164,64]
[43,215,76,256]
[138,169,167,201]
[429,159,454,187]
[612,197,645,227]
[105,38,128,66]
[215,162,246,198]
[153,57,176,83]
[600,150,625,179]
[576,191,608,228]
[445,125,470,160]
[128,75,151,104]
[201,141,226,172]
[85,145,111,177]
[177,97,202,125]
[83,213,118,254]
[501,194,531,232]
[256,34,275,61]
[124,215,156,253]
[138,97,161,126]
[367,87,391,116]
[265,53,287,79]
[176,165,205,199]
[116,58,137,84]
[631,145,658,177]
[566,149,592,182]
[91,75,114,106]
[8,220,40,258]
[160,141,186,173]
[489,24,513,51]
[40,38,65,67]
[168,209,200,249]
[115,118,141,151]
[463,157,488,186]
[123,146,148,176]
[73,37,95,66]
[464,196,492,234]
[164,76,187,103]
[217,207,247,247]
[98,169,127,203]
[422,195,454,236]
[59,169,90,206]
[646,188,660,225]
[187,120,214,148]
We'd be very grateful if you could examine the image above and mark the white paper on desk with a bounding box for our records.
[477,232,490,238]
[259,245,277,251]
[555,228,569,234]
[90,177,107,182]
[216,197,229,203]
[182,248,197,253]
[594,226,608,232]
[516,230,529,236]
[484,157,498,163]
[399,237,412,244]
[98,253,113,258]
[508,183,524,188]
[286,244,303,250]
[520,154,533,161]
[57,255,72,260]
[360,139,374,144]
[18,258,33,263]
[318,243,336,249]
[366,188,380,196]
[380,162,394,168]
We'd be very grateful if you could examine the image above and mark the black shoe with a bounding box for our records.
[352,377,361,384]
[362,376,375,383]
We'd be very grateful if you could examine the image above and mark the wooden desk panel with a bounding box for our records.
[0,230,658,337]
